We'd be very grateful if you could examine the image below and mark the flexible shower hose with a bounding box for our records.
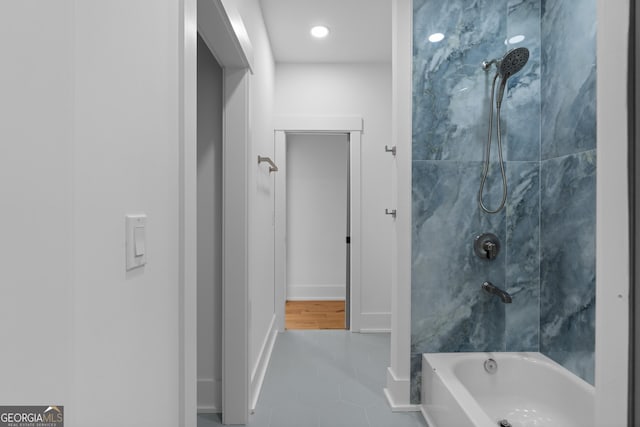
[478,72,508,214]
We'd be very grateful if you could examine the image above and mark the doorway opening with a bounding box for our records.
[196,32,223,414]
[283,133,349,330]
[273,116,363,334]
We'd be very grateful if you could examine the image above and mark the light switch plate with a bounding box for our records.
[126,214,147,270]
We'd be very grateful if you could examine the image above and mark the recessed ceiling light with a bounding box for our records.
[310,25,330,39]
[428,32,445,43]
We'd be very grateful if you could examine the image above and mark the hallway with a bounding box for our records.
[197,331,426,427]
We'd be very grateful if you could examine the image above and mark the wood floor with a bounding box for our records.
[285,300,345,330]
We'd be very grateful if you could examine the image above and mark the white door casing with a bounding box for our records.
[186,0,254,424]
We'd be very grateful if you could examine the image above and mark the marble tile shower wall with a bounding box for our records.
[539,0,596,384]
[410,0,595,403]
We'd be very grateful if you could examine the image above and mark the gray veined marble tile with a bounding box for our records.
[410,160,533,376]
[506,0,541,61]
[413,0,508,161]
[411,161,506,355]
[540,150,596,384]
[410,0,596,405]
[409,353,422,404]
[505,278,540,351]
[505,162,540,351]
[505,162,540,281]
[541,0,596,159]
[504,0,542,162]
[503,64,541,162]
[410,159,546,400]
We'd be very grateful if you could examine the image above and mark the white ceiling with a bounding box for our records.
[259,0,391,63]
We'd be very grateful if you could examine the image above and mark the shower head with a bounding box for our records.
[498,47,529,79]
[495,47,529,108]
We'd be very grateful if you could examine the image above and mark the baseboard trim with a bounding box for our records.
[197,378,221,413]
[287,284,345,300]
[384,366,420,412]
[249,314,278,411]
[358,312,391,333]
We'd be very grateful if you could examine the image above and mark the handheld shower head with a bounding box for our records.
[498,47,529,79]
[479,46,530,214]
[496,47,529,107]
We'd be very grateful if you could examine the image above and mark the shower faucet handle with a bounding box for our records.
[483,241,497,259]
[474,233,500,261]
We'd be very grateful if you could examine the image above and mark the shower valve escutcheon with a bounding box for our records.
[474,233,500,260]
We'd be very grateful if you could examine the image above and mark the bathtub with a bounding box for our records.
[421,352,595,427]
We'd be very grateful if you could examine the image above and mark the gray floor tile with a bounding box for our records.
[316,401,370,427]
[267,401,319,427]
[366,406,428,427]
[339,376,388,408]
[197,413,223,426]
[246,407,272,427]
[198,330,426,427]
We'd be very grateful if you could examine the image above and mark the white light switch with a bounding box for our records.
[126,214,147,270]
[134,226,145,256]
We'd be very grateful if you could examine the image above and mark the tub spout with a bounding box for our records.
[481,281,512,303]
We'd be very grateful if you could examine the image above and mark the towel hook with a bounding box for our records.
[258,156,278,173]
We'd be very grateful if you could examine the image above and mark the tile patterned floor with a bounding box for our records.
[198,330,426,427]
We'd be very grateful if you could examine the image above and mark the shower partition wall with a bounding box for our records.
[410,0,596,403]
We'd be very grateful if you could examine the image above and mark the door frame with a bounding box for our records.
[273,116,363,332]
[181,0,254,425]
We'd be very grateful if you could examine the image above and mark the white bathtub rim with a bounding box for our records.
[422,354,497,427]
[426,351,595,396]
[421,351,595,427]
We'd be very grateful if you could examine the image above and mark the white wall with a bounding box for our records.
[385,0,415,410]
[1,1,186,425]
[73,1,182,425]
[196,34,223,412]
[286,134,348,300]
[0,0,74,406]
[275,63,393,331]
[235,0,279,404]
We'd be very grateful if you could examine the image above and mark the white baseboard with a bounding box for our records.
[358,312,391,333]
[383,366,420,412]
[286,284,345,300]
[197,378,221,413]
[250,314,278,411]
